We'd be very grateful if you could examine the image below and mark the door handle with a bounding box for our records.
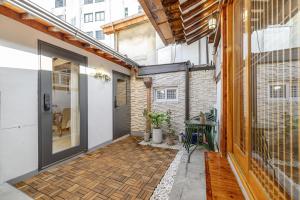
[44,93,51,112]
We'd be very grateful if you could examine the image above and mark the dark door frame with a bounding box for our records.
[112,70,131,140]
[38,40,88,170]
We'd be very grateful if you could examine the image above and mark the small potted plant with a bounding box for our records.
[165,110,176,145]
[148,111,166,144]
[143,108,151,142]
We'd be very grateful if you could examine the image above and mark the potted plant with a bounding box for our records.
[165,110,176,145]
[143,108,151,142]
[148,111,166,144]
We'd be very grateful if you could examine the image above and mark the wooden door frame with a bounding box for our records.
[220,0,270,199]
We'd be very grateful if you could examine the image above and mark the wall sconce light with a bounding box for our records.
[94,72,111,82]
[208,15,217,30]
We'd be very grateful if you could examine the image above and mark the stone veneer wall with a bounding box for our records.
[151,71,186,134]
[189,70,217,118]
[130,73,147,135]
[130,69,217,136]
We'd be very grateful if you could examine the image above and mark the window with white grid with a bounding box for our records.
[166,89,177,100]
[155,89,165,101]
[155,88,178,102]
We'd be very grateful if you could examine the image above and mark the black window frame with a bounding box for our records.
[95,30,105,40]
[55,0,65,8]
[84,13,93,23]
[84,0,93,5]
[95,11,105,21]
[124,7,128,17]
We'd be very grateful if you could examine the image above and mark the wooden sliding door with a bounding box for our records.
[232,0,251,173]
[224,0,300,199]
[249,0,300,199]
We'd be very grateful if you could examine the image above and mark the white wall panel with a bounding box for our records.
[0,14,129,183]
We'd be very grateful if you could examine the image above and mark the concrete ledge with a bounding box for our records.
[131,131,144,137]
[8,170,38,185]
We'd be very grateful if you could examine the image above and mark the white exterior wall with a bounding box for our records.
[0,14,129,183]
[118,22,156,65]
[155,33,204,66]
[156,42,200,65]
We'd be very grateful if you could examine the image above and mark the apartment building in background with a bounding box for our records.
[30,0,142,48]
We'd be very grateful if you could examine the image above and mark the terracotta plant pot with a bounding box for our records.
[144,132,151,142]
[152,128,162,144]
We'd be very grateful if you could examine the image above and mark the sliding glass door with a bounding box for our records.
[39,41,88,169]
[227,0,299,199]
[250,0,300,199]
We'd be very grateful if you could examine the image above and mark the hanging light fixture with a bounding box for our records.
[208,15,217,30]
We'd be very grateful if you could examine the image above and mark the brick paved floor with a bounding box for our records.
[15,137,177,200]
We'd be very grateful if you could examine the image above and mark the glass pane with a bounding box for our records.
[250,0,300,199]
[52,58,80,153]
[166,89,177,100]
[116,79,127,107]
[233,0,247,153]
[156,89,165,100]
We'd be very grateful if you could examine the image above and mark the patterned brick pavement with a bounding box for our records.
[15,137,177,200]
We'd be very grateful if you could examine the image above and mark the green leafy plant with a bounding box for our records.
[166,110,175,137]
[148,111,166,129]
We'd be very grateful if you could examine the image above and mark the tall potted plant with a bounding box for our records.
[165,110,176,145]
[148,111,166,144]
[143,108,151,142]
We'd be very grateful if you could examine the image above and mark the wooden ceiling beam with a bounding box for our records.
[101,13,149,35]
[184,18,208,35]
[186,24,208,40]
[138,0,169,45]
[21,13,36,20]
[64,35,78,41]
[182,0,218,20]
[48,26,61,32]
[183,4,219,28]
[0,0,7,5]
[96,50,106,55]
[187,29,212,45]
[180,0,202,12]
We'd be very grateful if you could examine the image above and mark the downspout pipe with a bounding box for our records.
[185,61,191,120]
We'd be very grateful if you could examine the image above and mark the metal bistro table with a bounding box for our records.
[183,119,216,163]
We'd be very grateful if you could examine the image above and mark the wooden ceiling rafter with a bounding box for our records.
[184,18,208,34]
[182,0,218,21]
[180,0,203,12]
[101,13,149,35]
[187,28,213,45]
[140,0,221,45]
[162,0,185,43]
[183,3,219,28]
[0,3,133,69]
[139,0,171,45]
[186,24,209,40]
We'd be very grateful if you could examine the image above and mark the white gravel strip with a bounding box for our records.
[138,140,186,200]
[150,149,185,200]
[139,141,181,150]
